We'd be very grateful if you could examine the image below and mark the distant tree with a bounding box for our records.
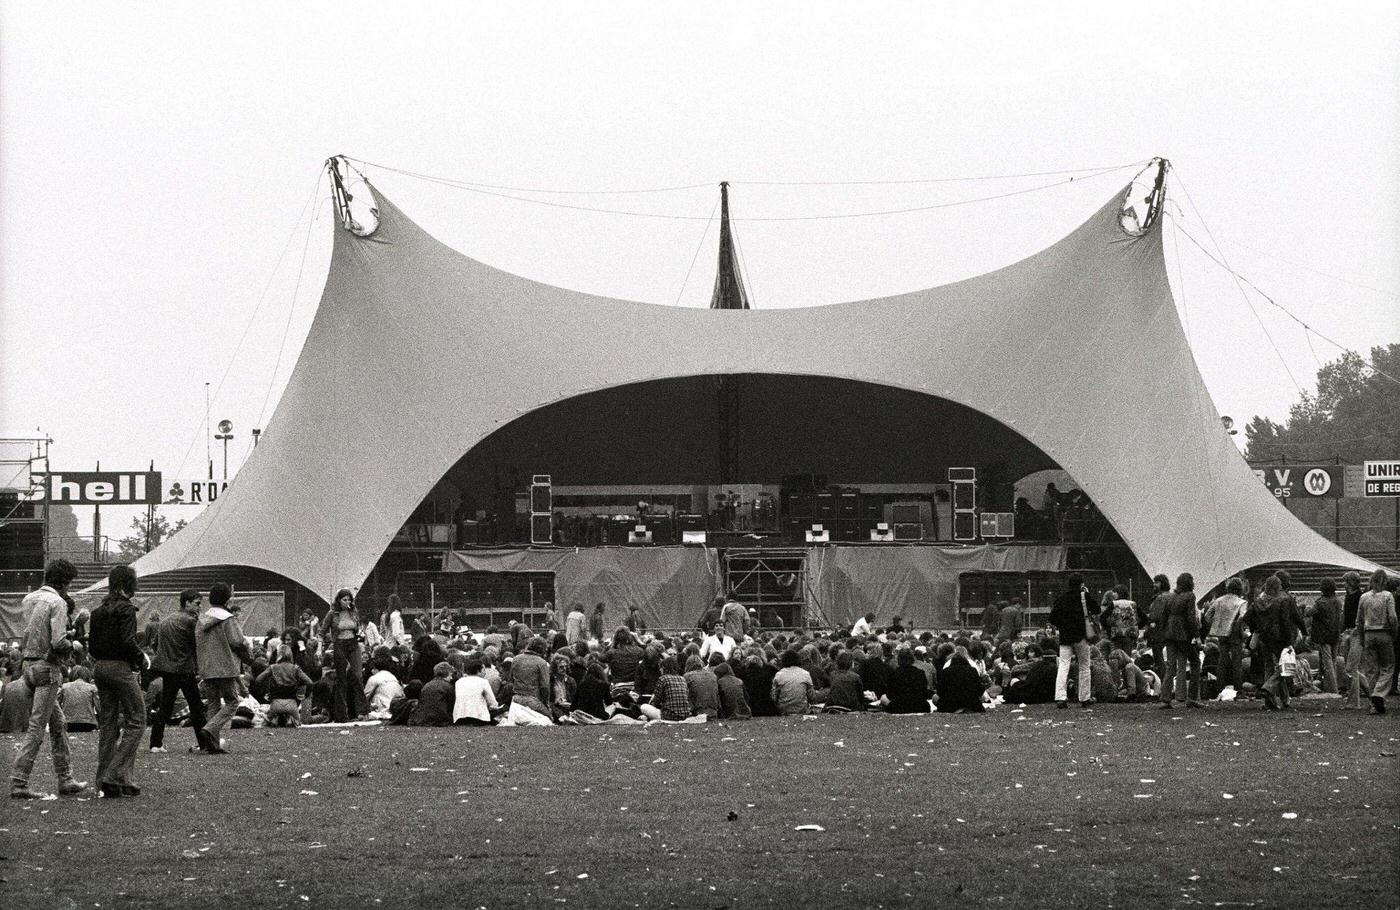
[1244,344,1400,463]
[115,510,188,561]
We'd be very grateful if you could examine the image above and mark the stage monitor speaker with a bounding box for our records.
[530,513,553,545]
[628,525,653,544]
[953,511,977,541]
[948,467,976,482]
[530,482,552,514]
[682,530,707,545]
[979,513,1000,538]
[870,522,894,542]
[805,524,830,543]
[893,522,922,541]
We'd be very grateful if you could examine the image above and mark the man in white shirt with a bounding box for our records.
[699,625,737,663]
[453,657,501,725]
[851,613,876,638]
[363,663,406,718]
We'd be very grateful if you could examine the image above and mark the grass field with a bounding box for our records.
[2,699,1396,909]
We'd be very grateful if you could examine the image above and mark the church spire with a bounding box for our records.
[709,182,751,310]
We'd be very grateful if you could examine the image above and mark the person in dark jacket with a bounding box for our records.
[935,646,987,713]
[1306,579,1343,694]
[884,649,931,714]
[409,662,456,726]
[859,642,891,697]
[824,651,867,711]
[1143,574,1173,698]
[573,661,613,720]
[1250,575,1295,711]
[714,661,751,719]
[1049,574,1095,708]
[1159,573,1203,709]
[148,589,208,753]
[88,564,146,798]
[738,653,779,717]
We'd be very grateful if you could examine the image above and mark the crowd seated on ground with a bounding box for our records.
[1,568,1393,737]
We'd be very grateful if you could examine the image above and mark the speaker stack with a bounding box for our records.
[530,474,552,545]
[949,467,977,541]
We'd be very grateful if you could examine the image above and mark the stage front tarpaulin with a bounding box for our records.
[806,545,1066,629]
[442,547,721,631]
[0,592,285,642]
[443,544,1063,631]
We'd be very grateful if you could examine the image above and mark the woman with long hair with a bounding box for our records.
[380,594,406,650]
[322,589,368,721]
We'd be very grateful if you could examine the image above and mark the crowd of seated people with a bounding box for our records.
[4,568,1393,744]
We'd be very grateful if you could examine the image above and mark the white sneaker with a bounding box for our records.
[149,746,167,753]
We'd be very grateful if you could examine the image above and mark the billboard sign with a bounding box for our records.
[164,479,230,504]
[1363,460,1400,497]
[42,471,161,505]
[1251,465,1341,499]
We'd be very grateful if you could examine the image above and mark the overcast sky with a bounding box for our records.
[2,2,1397,535]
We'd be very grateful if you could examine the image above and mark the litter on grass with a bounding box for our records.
[793,825,826,832]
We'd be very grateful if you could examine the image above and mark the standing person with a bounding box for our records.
[1143,574,1174,700]
[1250,575,1295,711]
[1306,579,1343,695]
[1203,577,1248,693]
[1105,584,1140,653]
[1159,573,1203,709]
[1357,568,1397,715]
[89,565,148,798]
[196,583,251,752]
[564,604,587,646]
[1049,574,1095,709]
[9,559,90,800]
[851,613,876,638]
[380,595,407,650]
[1341,572,1363,632]
[980,600,1004,640]
[997,597,1025,644]
[625,604,648,635]
[720,595,749,641]
[588,603,606,642]
[322,588,368,722]
[149,589,208,753]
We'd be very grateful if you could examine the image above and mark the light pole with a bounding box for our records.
[215,419,234,481]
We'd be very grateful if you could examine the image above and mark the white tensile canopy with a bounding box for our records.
[131,178,1381,602]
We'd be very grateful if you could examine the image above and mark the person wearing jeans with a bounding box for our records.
[1204,577,1248,692]
[148,589,208,752]
[1159,573,1204,709]
[10,559,90,800]
[89,565,148,798]
[195,583,251,753]
[1049,574,1094,708]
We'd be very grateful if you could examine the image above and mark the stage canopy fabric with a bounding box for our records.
[131,178,1382,602]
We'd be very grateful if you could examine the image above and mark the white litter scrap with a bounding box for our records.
[793,824,826,832]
